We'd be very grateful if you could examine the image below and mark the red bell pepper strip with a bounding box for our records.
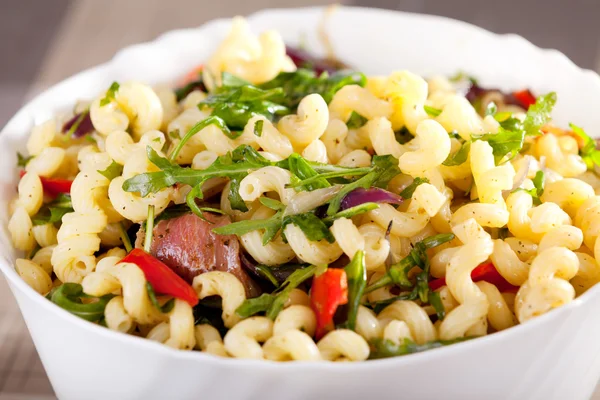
[511,89,537,109]
[429,262,519,293]
[121,248,199,306]
[178,64,204,86]
[19,170,73,196]
[310,268,348,339]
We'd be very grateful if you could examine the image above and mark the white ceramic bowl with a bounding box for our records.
[2,6,600,400]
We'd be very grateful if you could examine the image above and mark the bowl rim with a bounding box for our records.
[2,4,600,370]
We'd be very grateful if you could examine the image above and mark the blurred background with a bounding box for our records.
[1,0,599,399]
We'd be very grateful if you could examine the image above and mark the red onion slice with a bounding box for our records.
[340,187,403,210]
[62,112,93,138]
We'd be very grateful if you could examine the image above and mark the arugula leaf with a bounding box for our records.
[259,69,367,108]
[346,111,368,129]
[518,170,545,205]
[475,126,525,164]
[327,155,401,216]
[253,119,264,137]
[48,283,114,322]
[369,337,474,359]
[169,116,234,161]
[17,152,32,167]
[31,194,73,226]
[323,203,379,222]
[283,213,335,243]
[570,123,600,169]
[97,160,123,180]
[341,250,366,330]
[213,209,284,245]
[235,293,274,317]
[146,282,175,313]
[254,265,281,289]
[236,264,323,319]
[365,233,455,295]
[287,153,330,191]
[221,72,251,88]
[522,92,556,136]
[442,141,470,166]
[424,105,442,117]
[113,222,131,253]
[428,291,446,320]
[100,82,120,107]
[399,177,429,199]
[63,109,91,140]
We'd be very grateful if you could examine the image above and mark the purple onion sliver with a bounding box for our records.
[285,45,348,75]
[62,112,93,138]
[340,187,403,210]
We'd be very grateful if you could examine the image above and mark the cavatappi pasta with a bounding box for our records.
[9,17,600,362]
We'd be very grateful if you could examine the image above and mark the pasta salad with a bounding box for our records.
[9,16,600,361]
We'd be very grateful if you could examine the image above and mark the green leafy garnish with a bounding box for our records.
[283,213,335,243]
[144,205,155,253]
[326,155,401,215]
[259,68,367,108]
[146,282,175,313]
[236,264,324,319]
[340,251,366,330]
[346,111,368,129]
[31,194,73,226]
[443,141,470,167]
[522,92,556,136]
[517,170,545,205]
[254,265,281,289]
[175,79,205,102]
[17,152,33,167]
[364,233,455,300]
[570,123,600,169]
[97,160,123,180]
[399,177,429,199]
[287,153,330,191]
[485,102,497,117]
[424,105,442,117]
[253,119,264,137]
[323,202,379,222]
[475,127,525,164]
[118,222,133,253]
[369,337,474,359]
[48,283,114,322]
[100,82,120,107]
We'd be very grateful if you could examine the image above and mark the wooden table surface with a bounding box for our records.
[2,0,600,398]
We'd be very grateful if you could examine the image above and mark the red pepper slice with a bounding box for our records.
[429,262,519,293]
[178,64,204,86]
[511,89,537,109]
[310,268,348,339]
[121,248,198,306]
[19,170,73,196]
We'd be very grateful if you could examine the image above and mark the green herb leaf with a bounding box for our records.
[323,202,379,222]
[346,111,368,129]
[522,92,556,136]
[97,160,123,180]
[283,213,335,243]
[570,123,600,170]
[254,265,281,289]
[259,69,367,108]
[49,283,114,322]
[253,119,264,137]
[144,205,155,253]
[342,250,366,330]
[119,222,133,253]
[369,337,474,359]
[235,293,274,318]
[236,264,321,319]
[17,152,33,167]
[519,170,545,205]
[100,82,120,107]
[399,177,429,199]
[259,197,285,211]
[31,194,73,226]
[424,105,442,117]
[475,126,525,164]
[443,141,470,166]
[287,153,330,191]
[146,282,175,313]
[428,290,445,320]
